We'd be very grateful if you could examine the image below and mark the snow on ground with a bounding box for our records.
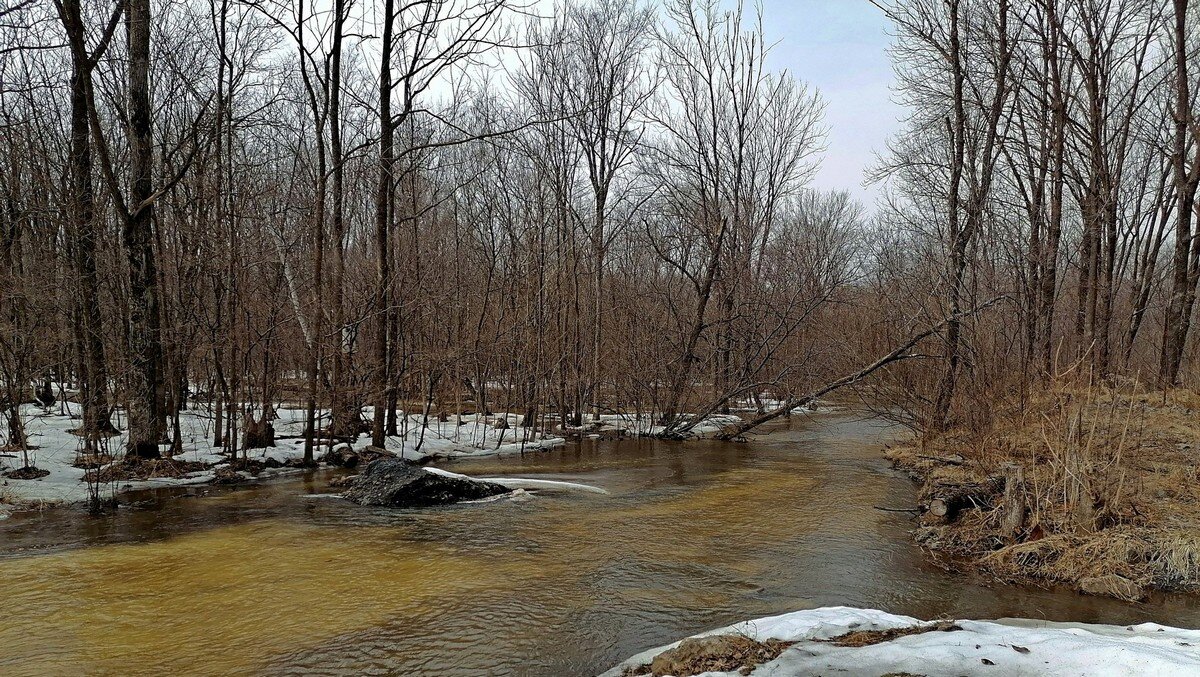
[380,412,566,461]
[0,402,228,512]
[0,404,565,515]
[601,606,1200,677]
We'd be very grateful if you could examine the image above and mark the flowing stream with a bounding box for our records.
[2,410,1199,676]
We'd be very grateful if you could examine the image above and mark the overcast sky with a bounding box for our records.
[759,0,900,206]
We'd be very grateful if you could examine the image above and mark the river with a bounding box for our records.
[2,410,1198,675]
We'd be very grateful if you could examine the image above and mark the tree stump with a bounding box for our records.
[241,415,275,449]
[1000,463,1026,539]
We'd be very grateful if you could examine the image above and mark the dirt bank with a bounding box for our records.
[889,383,1200,601]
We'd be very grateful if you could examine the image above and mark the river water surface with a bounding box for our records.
[2,411,1199,675]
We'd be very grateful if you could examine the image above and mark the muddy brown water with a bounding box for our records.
[2,411,1200,676]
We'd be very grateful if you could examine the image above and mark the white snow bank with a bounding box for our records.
[600,606,1200,677]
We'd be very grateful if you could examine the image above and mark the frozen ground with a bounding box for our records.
[601,606,1200,676]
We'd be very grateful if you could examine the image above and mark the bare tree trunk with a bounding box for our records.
[122,0,165,459]
[930,0,969,432]
[659,219,727,427]
[591,205,604,422]
[1159,0,1200,388]
[58,0,119,445]
[371,0,395,448]
[932,0,1009,430]
[1039,0,1066,376]
[327,0,357,439]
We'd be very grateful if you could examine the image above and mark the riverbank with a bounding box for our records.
[0,400,807,516]
[888,383,1200,602]
[601,606,1200,676]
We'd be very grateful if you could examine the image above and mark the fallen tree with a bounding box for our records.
[688,297,1009,441]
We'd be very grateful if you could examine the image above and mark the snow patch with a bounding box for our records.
[601,606,1200,677]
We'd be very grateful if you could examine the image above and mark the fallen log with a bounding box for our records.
[923,476,1004,521]
[714,297,1009,441]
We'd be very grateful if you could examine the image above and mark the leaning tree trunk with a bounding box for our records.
[659,217,727,428]
[711,297,1008,442]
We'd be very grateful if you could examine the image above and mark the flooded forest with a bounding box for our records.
[3,0,1200,675]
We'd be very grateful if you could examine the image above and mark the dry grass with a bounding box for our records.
[890,379,1200,598]
[622,634,794,677]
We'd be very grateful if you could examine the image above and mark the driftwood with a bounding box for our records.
[918,453,966,466]
[713,297,1008,441]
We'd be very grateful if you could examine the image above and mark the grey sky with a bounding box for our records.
[760,0,900,206]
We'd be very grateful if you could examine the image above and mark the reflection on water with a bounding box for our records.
[2,412,1199,676]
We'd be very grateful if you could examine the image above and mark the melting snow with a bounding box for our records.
[601,606,1200,677]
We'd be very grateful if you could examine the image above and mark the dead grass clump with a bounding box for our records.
[3,466,49,480]
[829,620,961,647]
[624,635,794,677]
[72,452,114,469]
[86,458,208,483]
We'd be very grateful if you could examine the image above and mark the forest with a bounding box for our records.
[3,0,1200,674]
[0,0,1192,465]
